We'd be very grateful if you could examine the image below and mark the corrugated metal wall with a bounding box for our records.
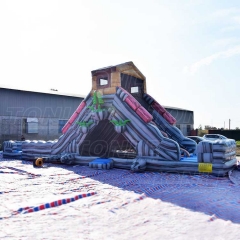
[0,88,83,118]
[165,108,194,136]
[0,88,84,145]
[165,108,194,125]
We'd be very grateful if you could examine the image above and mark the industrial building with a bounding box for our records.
[0,87,84,145]
[164,106,194,136]
[0,86,194,147]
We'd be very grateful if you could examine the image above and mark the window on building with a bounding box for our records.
[59,120,68,133]
[131,86,139,93]
[96,72,110,89]
[99,78,108,86]
[187,125,191,134]
[26,118,38,133]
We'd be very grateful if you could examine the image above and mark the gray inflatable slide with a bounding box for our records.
[2,61,237,176]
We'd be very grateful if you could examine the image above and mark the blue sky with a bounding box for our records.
[1,0,240,129]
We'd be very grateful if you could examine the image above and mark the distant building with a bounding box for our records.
[164,106,194,136]
[0,86,84,144]
[0,86,194,145]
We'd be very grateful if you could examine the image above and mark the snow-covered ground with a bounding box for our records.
[0,156,240,239]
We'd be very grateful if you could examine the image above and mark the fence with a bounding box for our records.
[208,130,240,140]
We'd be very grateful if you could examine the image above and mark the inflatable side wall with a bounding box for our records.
[197,139,236,163]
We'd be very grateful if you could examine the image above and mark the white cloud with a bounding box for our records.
[213,38,240,47]
[211,8,240,32]
[183,45,240,74]
[220,25,240,33]
[212,8,240,18]
[233,16,240,24]
[188,7,240,29]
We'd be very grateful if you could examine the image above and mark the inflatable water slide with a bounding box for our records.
[2,62,237,176]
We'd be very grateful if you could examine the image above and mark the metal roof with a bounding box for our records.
[0,85,85,98]
[164,105,193,112]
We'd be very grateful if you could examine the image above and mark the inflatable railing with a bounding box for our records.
[197,139,236,163]
[3,141,23,158]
